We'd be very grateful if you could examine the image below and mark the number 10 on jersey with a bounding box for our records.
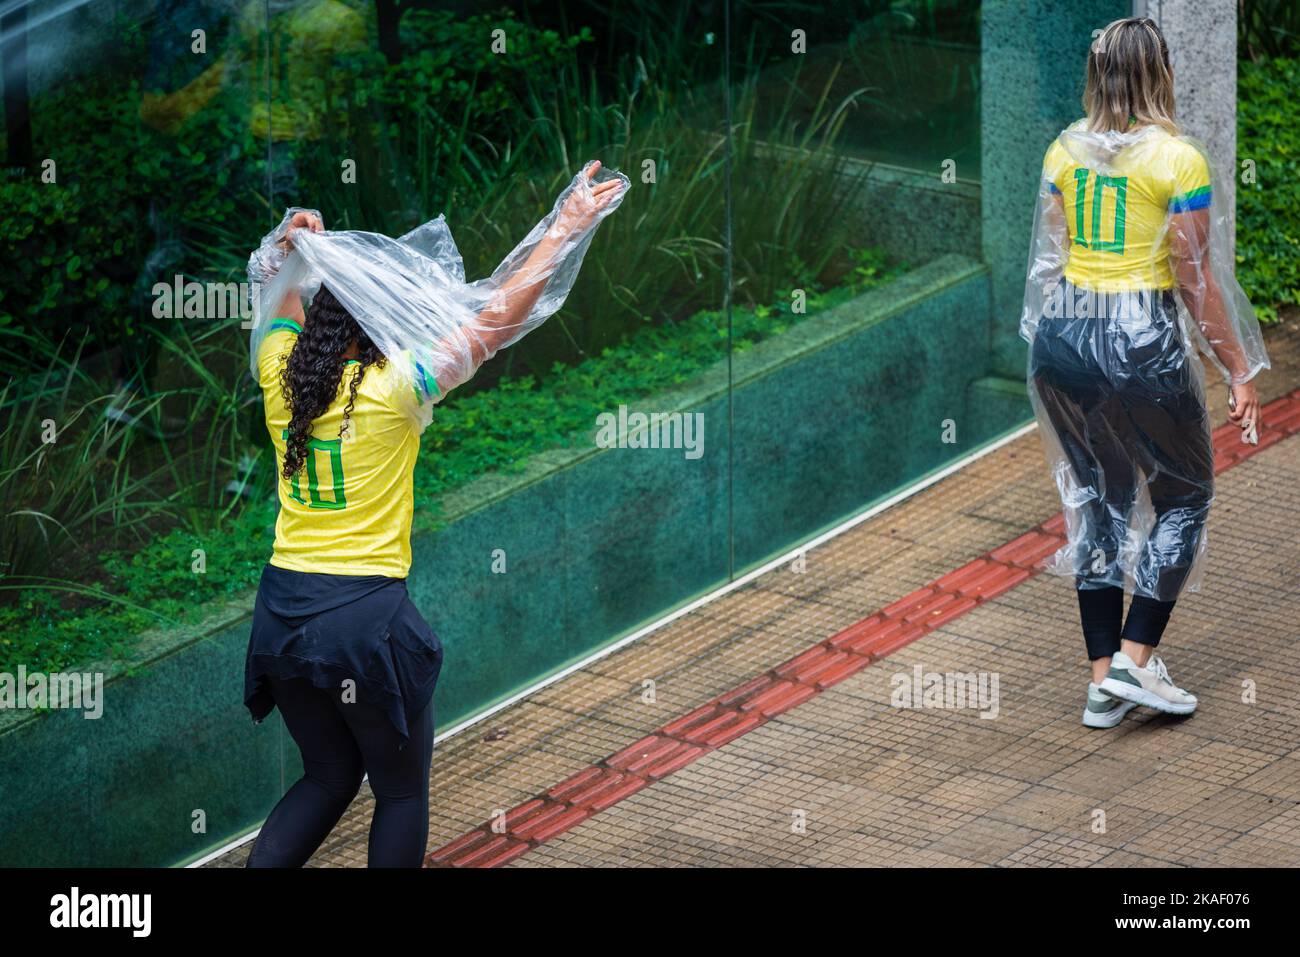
[280,429,347,509]
[1072,168,1128,254]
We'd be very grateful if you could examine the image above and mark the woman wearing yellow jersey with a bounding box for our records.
[1021,18,1269,728]
[241,164,626,866]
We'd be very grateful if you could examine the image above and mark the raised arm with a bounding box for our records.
[435,163,625,391]
[271,211,324,324]
[257,165,629,430]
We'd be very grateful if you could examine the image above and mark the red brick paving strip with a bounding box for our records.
[426,389,1300,868]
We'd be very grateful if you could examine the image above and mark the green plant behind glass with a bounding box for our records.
[0,332,169,586]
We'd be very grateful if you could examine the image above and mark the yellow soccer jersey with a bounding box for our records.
[256,318,440,577]
[1043,124,1212,292]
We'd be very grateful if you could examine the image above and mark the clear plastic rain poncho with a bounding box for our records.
[1020,122,1269,601]
[247,162,629,431]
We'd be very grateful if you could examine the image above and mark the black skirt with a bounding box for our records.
[244,563,443,748]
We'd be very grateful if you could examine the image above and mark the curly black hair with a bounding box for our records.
[280,285,387,480]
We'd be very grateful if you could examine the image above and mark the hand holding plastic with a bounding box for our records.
[247,162,629,430]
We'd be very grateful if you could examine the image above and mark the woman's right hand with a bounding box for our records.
[281,211,323,250]
[556,162,626,235]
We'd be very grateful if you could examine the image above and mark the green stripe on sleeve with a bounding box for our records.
[1169,185,1212,212]
[414,359,440,401]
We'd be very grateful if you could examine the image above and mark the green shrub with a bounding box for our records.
[2,60,262,357]
[1236,57,1300,324]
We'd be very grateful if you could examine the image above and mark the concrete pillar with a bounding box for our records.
[1141,0,1239,245]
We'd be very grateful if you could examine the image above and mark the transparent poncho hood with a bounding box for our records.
[1057,121,1166,174]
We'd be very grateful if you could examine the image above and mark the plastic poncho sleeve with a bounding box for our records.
[1018,142,1073,345]
[247,162,629,432]
[1160,139,1270,386]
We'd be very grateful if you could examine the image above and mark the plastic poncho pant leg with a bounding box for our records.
[1028,285,1214,616]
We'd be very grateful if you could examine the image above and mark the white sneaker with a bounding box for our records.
[1082,682,1137,728]
[1100,651,1197,715]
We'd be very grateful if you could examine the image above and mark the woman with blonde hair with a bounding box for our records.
[1020,17,1268,727]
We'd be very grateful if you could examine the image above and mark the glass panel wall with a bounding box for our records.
[745,0,982,176]
[0,0,286,865]
[268,0,734,724]
[728,0,1001,575]
[2,0,1134,864]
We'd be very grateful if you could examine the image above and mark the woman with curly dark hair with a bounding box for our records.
[241,164,626,867]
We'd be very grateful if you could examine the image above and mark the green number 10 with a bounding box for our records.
[280,430,347,509]
[1072,168,1128,254]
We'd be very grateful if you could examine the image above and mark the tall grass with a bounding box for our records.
[0,333,169,585]
[728,61,872,303]
[1239,0,1300,60]
[145,328,267,534]
[196,39,872,385]
[0,311,279,590]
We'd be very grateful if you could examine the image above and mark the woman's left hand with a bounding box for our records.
[1229,380,1260,444]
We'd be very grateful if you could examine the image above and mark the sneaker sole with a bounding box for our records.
[1099,677,1197,715]
[1082,699,1138,728]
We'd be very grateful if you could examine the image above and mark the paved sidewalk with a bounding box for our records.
[209,324,1300,868]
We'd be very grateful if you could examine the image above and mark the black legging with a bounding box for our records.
[1077,585,1176,661]
[246,676,435,868]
